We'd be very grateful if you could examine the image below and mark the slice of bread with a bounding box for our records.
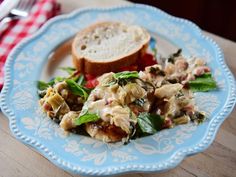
[72,22,150,75]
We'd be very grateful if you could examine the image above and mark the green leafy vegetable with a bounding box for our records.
[76,74,85,85]
[37,79,62,98]
[168,49,182,63]
[59,67,76,75]
[107,71,139,86]
[74,112,100,126]
[189,73,217,92]
[137,112,164,134]
[37,80,54,90]
[103,71,139,87]
[37,81,50,90]
[66,79,88,100]
[114,71,139,80]
[37,76,66,91]
[54,77,65,83]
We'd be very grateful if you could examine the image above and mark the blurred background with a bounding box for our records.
[131,0,236,42]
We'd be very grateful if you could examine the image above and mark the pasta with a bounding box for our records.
[38,50,216,143]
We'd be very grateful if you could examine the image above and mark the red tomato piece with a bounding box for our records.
[161,118,172,129]
[85,74,97,81]
[85,79,99,89]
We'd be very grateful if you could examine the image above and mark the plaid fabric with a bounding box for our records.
[0,0,60,90]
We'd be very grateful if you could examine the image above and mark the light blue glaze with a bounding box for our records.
[0,4,235,176]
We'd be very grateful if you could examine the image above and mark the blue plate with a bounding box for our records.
[0,4,235,176]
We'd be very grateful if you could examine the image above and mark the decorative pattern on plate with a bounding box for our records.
[0,4,235,176]
[63,138,137,165]
[21,107,66,139]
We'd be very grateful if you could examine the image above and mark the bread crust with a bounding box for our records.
[72,22,150,75]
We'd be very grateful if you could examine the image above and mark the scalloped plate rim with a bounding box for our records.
[0,3,236,176]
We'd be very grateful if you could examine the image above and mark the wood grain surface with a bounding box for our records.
[0,1,236,177]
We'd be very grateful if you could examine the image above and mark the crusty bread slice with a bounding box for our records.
[72,22,150,75]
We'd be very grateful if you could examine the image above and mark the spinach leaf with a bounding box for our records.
[59,67,76,75]
[107,71,139,86]
[137,112,164,134]
[114,71,139,80]
[37,80,54,90]
[77,74,85,85]
[66,79,88,100]
[189,73,217,92]
[53,77,65,83]
[37,76,66,91]
[74,112,100,126]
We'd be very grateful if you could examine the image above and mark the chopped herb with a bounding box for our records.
[190,111,205,124]
[149,67,157,74]
[117,79,128,86]
[175,91,184,98]
[149,67,165,76]
[65,79,88,100]
[168,49,182,63]
[173,49,182,57]
[167,78,178,84]
[137,112,164,135]
[74,112,100,126]
[59,67,76,75]
[189,73,217,92]
[134,98,145,107]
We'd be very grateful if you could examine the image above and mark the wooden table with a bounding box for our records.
[1,1,236,177]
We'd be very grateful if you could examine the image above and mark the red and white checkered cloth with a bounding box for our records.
[0,0,60,90]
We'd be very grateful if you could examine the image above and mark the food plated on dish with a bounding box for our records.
[38,22,217,143]
[0,4,235,176]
